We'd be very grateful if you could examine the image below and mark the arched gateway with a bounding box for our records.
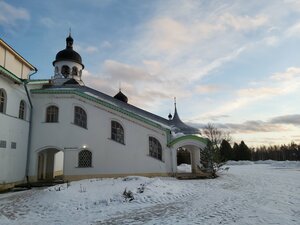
[168,135,208,177]
[37,147,64,181]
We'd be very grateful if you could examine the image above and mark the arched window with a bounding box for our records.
[74,106,87,128]
[61,65,70,77]
[0,89,6,113]
[19,100,26,120]
[46,105,59,122]
[72,66,78,75]
[111,121,124,144]
[55,66,59,75]
[149,137,162,160]
[78,150,92,167]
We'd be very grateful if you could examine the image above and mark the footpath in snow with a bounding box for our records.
[0,161,299,225]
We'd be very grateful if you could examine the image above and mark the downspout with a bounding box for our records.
[23,68,38,186]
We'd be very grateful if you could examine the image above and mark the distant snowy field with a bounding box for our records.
[0,161,299,225]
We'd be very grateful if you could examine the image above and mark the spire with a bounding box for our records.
[173,97,178,118]
[170,97,201,135]
[66,29,74,49]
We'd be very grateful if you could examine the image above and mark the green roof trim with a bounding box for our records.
[168,135,208,147]
[31,88,170,133]
[27,79,50,84]
[0,65,23,84]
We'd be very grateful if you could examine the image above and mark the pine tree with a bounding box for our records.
[233,142,239,160]
[220,139,233,161]
[239,141,251,160]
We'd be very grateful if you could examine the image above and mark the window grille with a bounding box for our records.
[11,142,16,149]
[111,121,124,144]
[78,150,92,167]
[0,140,6,148]
[149,137,162,160]
[74,106,87,128]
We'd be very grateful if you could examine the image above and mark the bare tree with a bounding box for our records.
[200,123,231,177]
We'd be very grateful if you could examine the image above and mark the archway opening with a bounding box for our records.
[176,147,192,173]
[37,148,64,181]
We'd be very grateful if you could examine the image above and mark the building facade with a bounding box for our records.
[0,36,208,191]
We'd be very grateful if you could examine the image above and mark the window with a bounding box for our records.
[61,65,70,77]
[0,140,6,148]
[72,66,78,75]
[149,137,162,160]
[19,100,26,120]
[78,150,92,167]
[74,106,87,128]
[111,121,124,144]
[55,66,59,75]
[11,142,16,149]
[46,105,59,122]
[0,89,7,113]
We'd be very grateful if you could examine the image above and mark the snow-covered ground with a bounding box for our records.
[0,161,299,225]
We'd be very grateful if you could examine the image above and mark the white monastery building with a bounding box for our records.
[0,35,208,191]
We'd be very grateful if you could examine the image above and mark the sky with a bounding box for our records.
[1,0,300,147]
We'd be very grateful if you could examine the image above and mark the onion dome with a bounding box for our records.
[168,113,172,120]
[114,90,128,103]
[53,34,84,68]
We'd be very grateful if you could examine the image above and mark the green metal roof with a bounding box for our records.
[0,65,23,84]
[168,135,208,147]
[31,88,170,133]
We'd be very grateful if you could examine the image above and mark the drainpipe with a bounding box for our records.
[23,68,38,186]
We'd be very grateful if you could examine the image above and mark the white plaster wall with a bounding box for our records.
[0,76,29,184]
[29,93,172,178]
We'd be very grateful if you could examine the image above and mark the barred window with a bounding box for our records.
[78,150,92,167]
[0,140,6,148]
[11,142,16,149]
[19,100,26,119]
[74,106,87,128]
[111,121,124,144]
[149,137,162,160]
[46,106,59,122]
[0,89,7,113]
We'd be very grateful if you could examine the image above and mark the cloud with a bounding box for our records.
[270,114,300,125]
[224,121,287,133]
[271,67,300,81]
[220,13,268,31]
[84,60,191,110]
[201,66,300,118]
[194,85,221,94]
[75,44,99,54]
[40,17,55,28]
[0,1,30,26]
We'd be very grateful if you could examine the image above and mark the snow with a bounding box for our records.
[0,161,299,225]
[177,163,192,172]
